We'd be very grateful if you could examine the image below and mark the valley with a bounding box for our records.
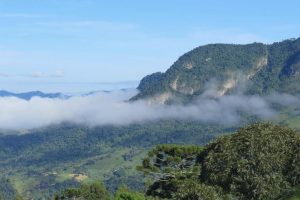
[1,36,300,199]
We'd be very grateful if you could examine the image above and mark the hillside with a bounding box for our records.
[53,123,300,200]
[0,120,225,199]
[132,38,300,104]
[1,105,300,199]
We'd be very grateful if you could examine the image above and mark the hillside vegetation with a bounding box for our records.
[54,123,300,200]
[2,38,300,199]
[0,120,225,199]
[132,38,300,103]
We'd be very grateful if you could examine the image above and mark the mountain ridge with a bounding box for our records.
[132,38,300,104]
[0,90,66,100]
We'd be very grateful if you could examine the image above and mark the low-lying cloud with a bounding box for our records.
[0,89,299,131]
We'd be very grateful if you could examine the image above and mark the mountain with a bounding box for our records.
[132,38,300,103]
[0,90,65,100]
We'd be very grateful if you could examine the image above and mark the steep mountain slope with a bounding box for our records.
[132,38,300,104]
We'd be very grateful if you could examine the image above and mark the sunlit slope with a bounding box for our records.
[133,38,300,104]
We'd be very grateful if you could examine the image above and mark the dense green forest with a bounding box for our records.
[0,120,228,199]
[51,123,300,200]
[1,123,300,199]
[132,38,300,103]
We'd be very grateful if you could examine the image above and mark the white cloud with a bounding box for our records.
[0,89,298,131]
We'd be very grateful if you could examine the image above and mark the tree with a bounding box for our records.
[137,144,203,198]
[199,122,300,200]
[114,186,145,200]
[174,180,222,200]
[54,182,110,200]
[139,123,300,200]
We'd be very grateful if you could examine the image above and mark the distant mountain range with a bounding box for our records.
[132,38,300,103]
[0,90,66,100]
[0,89,131,100]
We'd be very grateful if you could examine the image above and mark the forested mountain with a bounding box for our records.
[132,38,300,103]
[1,38,300,199]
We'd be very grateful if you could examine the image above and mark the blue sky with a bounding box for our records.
[0,0,300,92]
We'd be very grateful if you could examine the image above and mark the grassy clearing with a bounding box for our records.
[6,147,148,198]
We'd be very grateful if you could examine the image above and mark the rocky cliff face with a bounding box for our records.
[132,38,300,104]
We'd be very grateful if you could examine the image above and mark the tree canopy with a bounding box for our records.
[139,123,300,200]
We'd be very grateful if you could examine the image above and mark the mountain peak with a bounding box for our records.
[132,38,300,104]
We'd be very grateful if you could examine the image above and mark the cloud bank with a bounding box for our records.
[0,89,299,131]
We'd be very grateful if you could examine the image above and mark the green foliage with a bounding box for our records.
[0,120,219,167]
[0,120,223,199]
[173,180,222,200]
[286,187,300,200]
[139,123,300,200]
[54,182,110,200]
[133,38,300,101]
[114,186,145,200]
[139,144,203,178]
[55,184,146,200]
[0,177,21,200]
[131,72,167,100]
[0,120,223,198]
[138,145,203,198]
[200,123,300,199]
[278,186,300,200]
[105,174,145,195]
[2,120,300,200]
[14,195,25,200]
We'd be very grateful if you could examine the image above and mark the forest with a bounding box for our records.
[1,122,299,200]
